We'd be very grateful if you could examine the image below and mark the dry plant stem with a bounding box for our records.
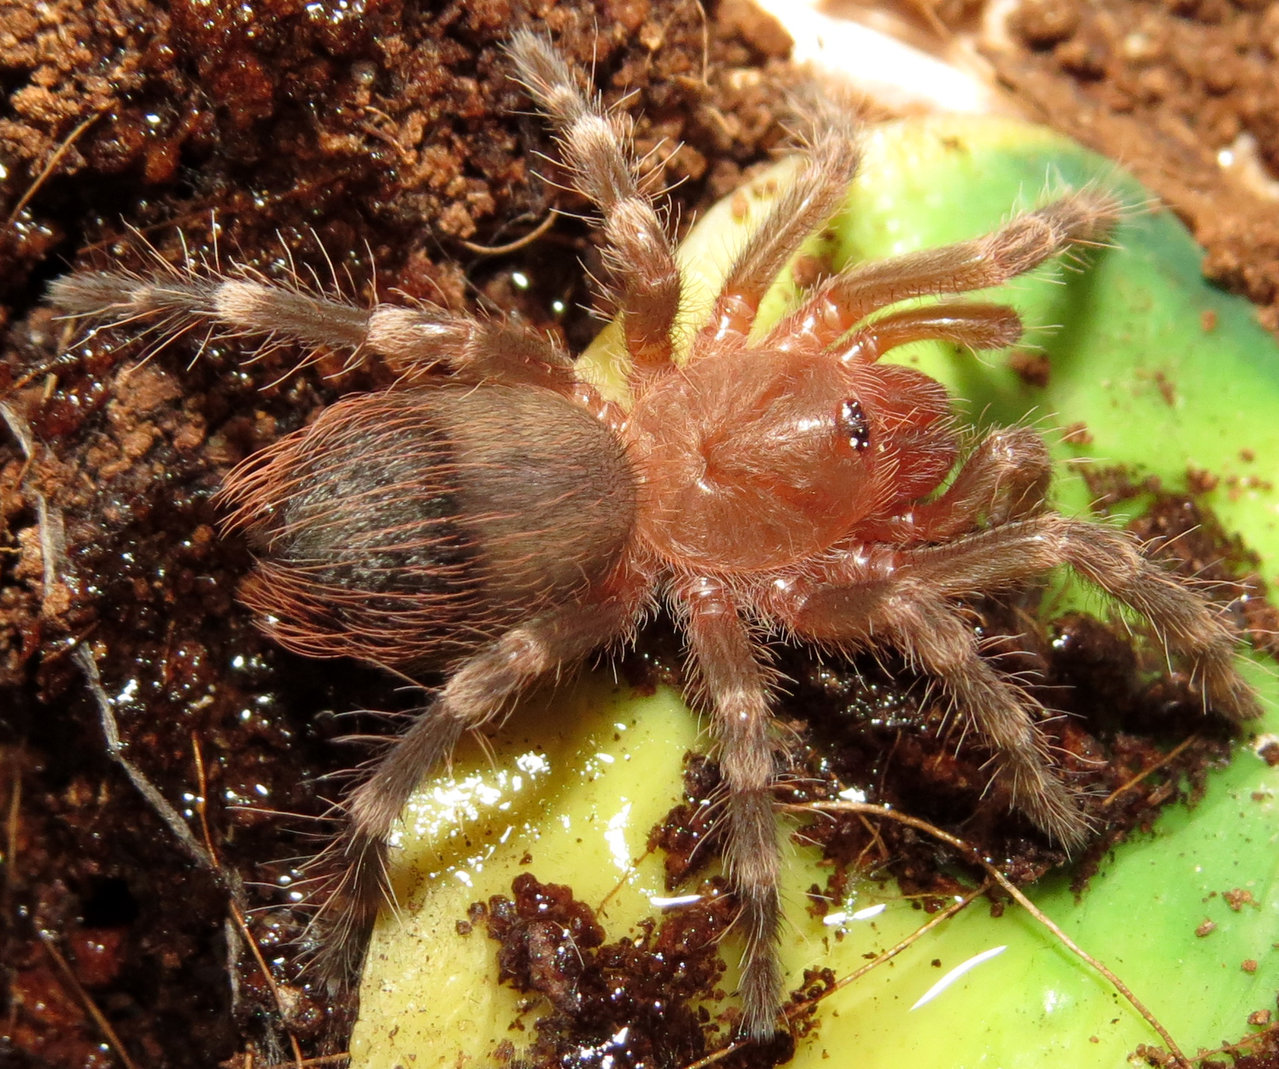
[1101,735,1199,806]
[787,884,987,1011]
[793,801,1192,1069]
[1,400,222,874]
[192,737,306,1069]
[37,929,142,1069]
[3,110,104,231]
[3,403,284,1061]
[71,644,216,871]
[3,751,19,899]
[45,33,1258,1040]
[457,211,557,256]
[0,402,37,492]
[254,1055,353,1069]
[1191,1021,1279,1064]
[678,884,987,1069]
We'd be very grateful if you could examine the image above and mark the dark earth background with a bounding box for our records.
[2,0,1279,1066]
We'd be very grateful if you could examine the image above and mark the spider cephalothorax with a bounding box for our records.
[49,33,1258,1038]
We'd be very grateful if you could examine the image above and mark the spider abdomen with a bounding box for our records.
[219,383,637,670]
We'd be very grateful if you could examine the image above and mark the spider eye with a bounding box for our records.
[838,398,871,452]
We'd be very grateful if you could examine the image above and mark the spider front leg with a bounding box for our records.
[861,427,1051,546]
[679,579,787,1039]
[906,426,1053,540]
[763,189,1121,354]
[312,596,637,980]
[834,301,1024,365]
[693,108,862,349]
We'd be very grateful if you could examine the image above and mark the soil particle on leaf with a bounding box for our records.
[1007,346,1051,387]
[478,872,787,1069]
[1224,887,1257,912]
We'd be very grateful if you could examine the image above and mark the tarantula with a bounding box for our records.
[49,33,1257,1039]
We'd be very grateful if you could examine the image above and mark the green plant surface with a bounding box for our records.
[350,116,1279,1068]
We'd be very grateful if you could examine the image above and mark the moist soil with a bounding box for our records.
[1,1,1277,1067]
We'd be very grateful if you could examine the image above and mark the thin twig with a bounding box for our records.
[3,398,216,870]
[1189,1019,1279,1062]
[5,110,104,232]
[192,737,306,1069]
[73,643,215,868]
[2,397,214,868]
[37,929,143,1069]
[785,882,986,1016]
[457,211,557,256]
[258,1054,351,1068]
[1101,735,1198,806]
[679,882,987,1069]
[0,400,36,499]
[3,747,20,897]
[794,800,1191,1068]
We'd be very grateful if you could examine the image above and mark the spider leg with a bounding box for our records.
[49,269,578,391]
[679,579,786,1039]
[767,506,1259,844]
[898,426,1052,542]
[311,595,638,981]
[509,32,681,376]
[764,561,1090,847]
[762,189,1121,353]
[899,515,1260,720]
[692,109,861,349]
[833,300,1023,365]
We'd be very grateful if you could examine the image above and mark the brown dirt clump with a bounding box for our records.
[967,0,1279,332]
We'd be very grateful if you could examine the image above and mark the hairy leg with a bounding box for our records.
[679,579,785,1038]
[763,189,1120,353]
[312,596,638,981]
[898,515,1259,719]
[693,107,861,349]
[903,426,1052,540]
[48,268,578,391]
[509,32,681,376]
[765,568,1090,848]
[767,504,1257,844]
[834,301,1022,365]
